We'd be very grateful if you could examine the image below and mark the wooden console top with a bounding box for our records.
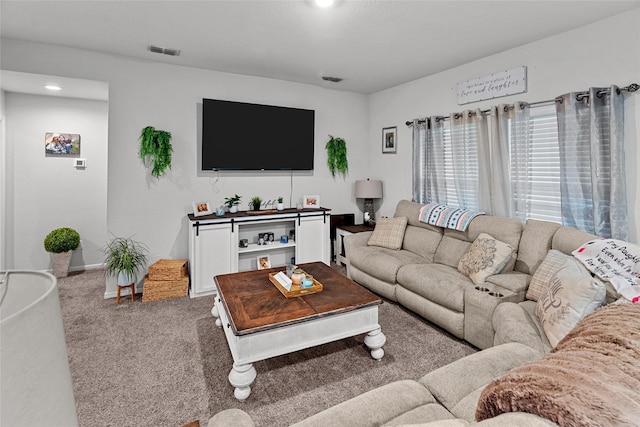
[214,262,381,335]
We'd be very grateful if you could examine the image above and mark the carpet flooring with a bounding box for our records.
[57,267,475,427]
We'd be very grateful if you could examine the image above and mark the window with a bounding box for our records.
[515,104,561,223]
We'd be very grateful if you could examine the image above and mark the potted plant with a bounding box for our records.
[103,236,149,287]
[326,135,348,179]
[44,227,80,278]
[224,194,242,213]
[250,196,262,211]
[276,196,284,211]
[139,126,173,178]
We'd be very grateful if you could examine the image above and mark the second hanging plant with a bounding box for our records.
[325,135,348,179]
[139,126,173,178]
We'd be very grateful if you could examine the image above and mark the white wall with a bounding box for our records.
[368,9,640,243]
[1,38,369,270]
[5,93,108,270]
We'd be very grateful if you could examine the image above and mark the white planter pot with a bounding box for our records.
[277,203,284,211]
[117,271,135,286]
[229,206,238,214]
[49,250,73,278]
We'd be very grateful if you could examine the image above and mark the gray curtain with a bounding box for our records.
[412,117,449,205]
[411,119,427,203]
[556,86,628,239]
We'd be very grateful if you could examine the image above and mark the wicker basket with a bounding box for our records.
[142,259,189,302]
[148,259,188,281]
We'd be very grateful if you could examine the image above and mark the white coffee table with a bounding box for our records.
[211,262,386,401]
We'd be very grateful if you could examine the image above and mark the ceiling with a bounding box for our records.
[1,1,639,94]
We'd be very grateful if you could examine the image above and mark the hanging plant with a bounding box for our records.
[325,135,348,179]
[139,126,173,178]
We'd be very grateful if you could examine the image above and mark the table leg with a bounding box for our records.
[211,302,222,328]
[364,327,386,360]
[228,363,257,401]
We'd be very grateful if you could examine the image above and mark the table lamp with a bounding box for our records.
[355,179,383,225]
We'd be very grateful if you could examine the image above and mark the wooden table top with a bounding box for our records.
[215,262,382,335]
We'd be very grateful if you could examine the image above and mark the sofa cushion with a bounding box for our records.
[458,233,516,286]
[526,249,571,302]
[291,379,437,427]
[551,226,598,255]
[515,219,561,275]
[368,216,408,250]
[349,246,425,284]
[397,264,470,312]
[402,225,442,262]
[535,257,606,347]
[434,236,472,269]
[384,403,455,425]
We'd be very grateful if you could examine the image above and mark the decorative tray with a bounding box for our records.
[268,271,324,298]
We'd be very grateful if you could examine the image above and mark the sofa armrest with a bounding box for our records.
[419,343,541,414]
[492,301,551,354]
[484,272,531,300]
[343,231,372,257]
[207,408,255,427]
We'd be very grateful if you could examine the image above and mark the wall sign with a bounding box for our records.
[457,66,527,105]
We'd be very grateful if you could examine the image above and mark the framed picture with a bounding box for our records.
[257,255,271,270]
[303,195,320,209]
[382,126,397,153]
[192,201,212,217]
[45,132,81,156]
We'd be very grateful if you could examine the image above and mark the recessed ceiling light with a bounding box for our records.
[316,0,334,7]
[45,85,62,91]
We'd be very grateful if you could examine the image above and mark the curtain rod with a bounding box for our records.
[405,83,639,126]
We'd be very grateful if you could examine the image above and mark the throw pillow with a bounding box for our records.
[458,233,516,286]
[526,249,572,302]
[367,217,408,250]
[535,257,606,347]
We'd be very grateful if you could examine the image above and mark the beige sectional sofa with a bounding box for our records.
[207,199,634,426]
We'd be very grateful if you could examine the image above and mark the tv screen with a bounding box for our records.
[202,98,315,171]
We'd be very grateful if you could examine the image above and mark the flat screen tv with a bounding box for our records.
[202,98,315,171]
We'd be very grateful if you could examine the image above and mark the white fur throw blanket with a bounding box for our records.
[573,239,640,302]
[476,303,640,426]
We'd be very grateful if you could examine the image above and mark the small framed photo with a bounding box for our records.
[303,195,320,209]
[192,201,212,217]
[45,132,81,156]
[382,126,397,153]
[257,255,271,270]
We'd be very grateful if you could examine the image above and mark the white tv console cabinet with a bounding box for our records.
[187,208,331,297]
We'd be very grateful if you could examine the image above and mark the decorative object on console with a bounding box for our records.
[192,201,212,217]
[325,135,348,178]
[224,194,242,213]
[276,196,284,211]
[355,179,383,225]
[138,126,172,178]
[239,239,249,248]
[303,195,320,209]
[257,255,271,270]
[43,227,80,278]
[250,196,262,211]
[382,126,397,153]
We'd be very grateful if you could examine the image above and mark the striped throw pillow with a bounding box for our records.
[367,217,408,250]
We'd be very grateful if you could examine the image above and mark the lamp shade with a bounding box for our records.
[355,180,383,199]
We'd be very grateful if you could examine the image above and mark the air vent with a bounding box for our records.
[322,76,343,83]
[147,45,181,56]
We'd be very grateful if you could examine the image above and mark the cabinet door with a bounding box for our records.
[190,223,233,296]
[296,215,330,265]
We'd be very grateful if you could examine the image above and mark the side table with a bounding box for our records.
[336,224,375,266]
